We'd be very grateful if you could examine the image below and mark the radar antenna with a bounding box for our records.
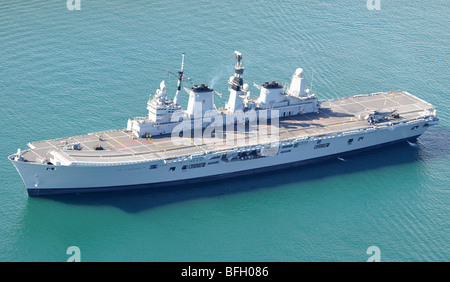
[229,51,245,91]
[234,51,242,67]
[173,52,185,105]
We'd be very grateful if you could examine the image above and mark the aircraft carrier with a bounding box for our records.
[9,52,439,196]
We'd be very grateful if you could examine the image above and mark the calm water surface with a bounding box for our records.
[0,0,448,261]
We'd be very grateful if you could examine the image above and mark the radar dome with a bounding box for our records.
[295,68,304,77]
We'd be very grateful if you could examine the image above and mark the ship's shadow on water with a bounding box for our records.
[36,136,446,213]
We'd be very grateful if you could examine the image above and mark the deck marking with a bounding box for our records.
[104,132,138,154]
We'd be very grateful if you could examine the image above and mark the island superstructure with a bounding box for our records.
[128,51,320,138]
[9,52,439,196]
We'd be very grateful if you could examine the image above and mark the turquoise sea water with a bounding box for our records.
[0,0,448,261]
